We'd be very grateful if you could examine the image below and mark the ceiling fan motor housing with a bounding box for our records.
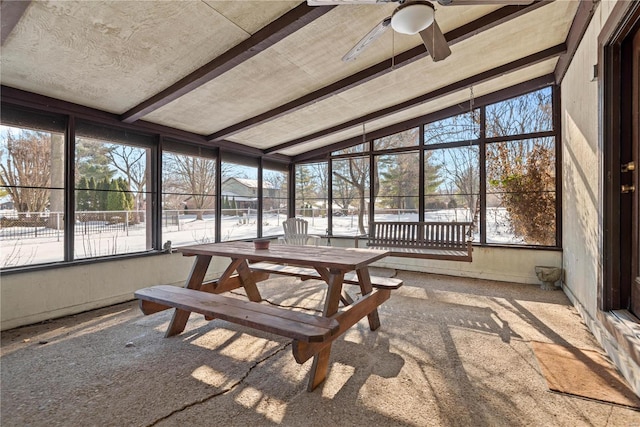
[391,1,435,35]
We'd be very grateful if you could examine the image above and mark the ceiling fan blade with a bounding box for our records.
[419,20,451,62]
[307,0,396,5]
[437,0,533,5]
[342,17,391,62]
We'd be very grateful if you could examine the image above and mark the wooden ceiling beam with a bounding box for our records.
[266,43,566,154]
[207,1,553,142]
[1,0,31,46]
[554,0,599,84]
[120,3,335,124]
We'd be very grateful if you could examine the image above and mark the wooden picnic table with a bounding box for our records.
[135,241,399,391]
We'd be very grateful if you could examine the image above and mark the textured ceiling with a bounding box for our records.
[0,0,582,158]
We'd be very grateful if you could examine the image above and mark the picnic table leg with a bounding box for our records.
[314,265,354,306]
[202,258,246,320]
[307,267,344,391]
[166,255,212,337]
[356,267,381,331]
[235,259,263,302]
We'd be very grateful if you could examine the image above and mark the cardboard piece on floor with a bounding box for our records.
[531,341,640,409]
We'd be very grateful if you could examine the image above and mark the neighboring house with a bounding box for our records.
[0,195,14,211]
[221,178,281,210]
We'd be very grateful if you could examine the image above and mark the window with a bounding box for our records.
[317,85,557,247]
[485,87,552,137]
[375,151,419,221]
[486,137,556,245]
[426,147,479,235]
[332,143,367,156]
[75,122,153,259]
[332,156,369,236]
[262,167,288,237]
[374,127,419,150]
[0,110,66,267]
[424,111,480,145]
[0,82,558,271]
[221,155,258,241]
[162,144,216,246]
[295,162,327,236]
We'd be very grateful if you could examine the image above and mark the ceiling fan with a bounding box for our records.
[307,0,534,63]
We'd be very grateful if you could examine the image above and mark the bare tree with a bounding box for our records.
[309,162,328,213]
[164,154,216,221]
[263,170,287,210]
[0,130,51,216]
[437,146,479,218]
[333,153,377,235]
[485,89,555,245]
[48,134,65,229]
[106,145,147,222]
[332,159,357,214]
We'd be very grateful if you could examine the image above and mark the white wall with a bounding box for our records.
[1,238,561,332]
[0,252,229,331]
[561,0,640,396]
[373,247,561,285]
[561,0,607,315]
[330,238,561,285]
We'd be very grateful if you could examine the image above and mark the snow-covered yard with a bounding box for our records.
[0,208,523,268]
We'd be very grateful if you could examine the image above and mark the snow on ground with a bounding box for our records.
[0,208,523,268]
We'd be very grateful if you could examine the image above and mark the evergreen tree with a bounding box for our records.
[106,180,127,212]
[76,177,90,211]
[97,178,110,210]
[295,165,316,207]
[117,177,135,211]
[88,177,97,210]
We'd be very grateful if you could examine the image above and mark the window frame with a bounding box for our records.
[0,80,561,273]
[297,84,561,249]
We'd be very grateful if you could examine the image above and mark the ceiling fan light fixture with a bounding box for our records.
[391,1,435,35]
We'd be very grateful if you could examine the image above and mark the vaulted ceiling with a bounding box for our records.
[1,1,594,160]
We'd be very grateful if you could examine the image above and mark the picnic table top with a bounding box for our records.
[177,241,390,271]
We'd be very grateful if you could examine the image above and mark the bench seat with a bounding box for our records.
[367,246,470,260]
[135,285,339,343]
[248,261,403,289]
[357,221,473,262]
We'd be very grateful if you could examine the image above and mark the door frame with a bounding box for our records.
[601,2,640,312]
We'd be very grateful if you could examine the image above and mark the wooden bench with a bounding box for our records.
[248,261,403,289]
[355,221,473,261]
[135,285,340,343]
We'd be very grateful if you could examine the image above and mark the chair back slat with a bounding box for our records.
[282,218,314,246]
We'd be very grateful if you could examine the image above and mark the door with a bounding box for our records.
[630,29,640,316]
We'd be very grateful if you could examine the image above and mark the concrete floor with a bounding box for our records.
[1,271,639,426]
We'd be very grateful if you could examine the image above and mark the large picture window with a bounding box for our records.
[0,82,559,272]
[162,144,216,247]
[75,122,153,259]
[486,137,556,245]
[0,111,66,267]
[426,146,479,239]
[332,156,370,236]
[221,156,258,241]
[295,162,328,236]
[375,151,419,221]
[262,166,288,237]
[305,85,558,247]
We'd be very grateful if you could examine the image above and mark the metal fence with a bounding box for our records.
[0,210,146,241]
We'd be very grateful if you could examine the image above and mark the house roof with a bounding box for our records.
[222,177,275,189]
[1,1,591,160]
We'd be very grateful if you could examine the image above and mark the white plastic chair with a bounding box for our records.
[279,218,321,246]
